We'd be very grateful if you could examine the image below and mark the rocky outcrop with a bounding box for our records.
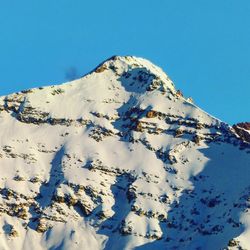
[233,122,250,143]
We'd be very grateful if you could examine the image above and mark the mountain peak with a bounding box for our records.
[89,55,176,94]
[94,55,166,73]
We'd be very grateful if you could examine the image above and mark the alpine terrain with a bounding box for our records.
[0,56,250,250]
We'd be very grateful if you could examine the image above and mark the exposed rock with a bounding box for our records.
[233,122,250,143]
[95,64,108,73]
[36,218,50,233]
[9,225,19,238]
[146,110,157,118]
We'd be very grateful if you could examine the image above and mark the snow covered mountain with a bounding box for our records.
[0,56,250,250]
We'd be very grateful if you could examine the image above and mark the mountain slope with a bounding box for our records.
[0,56,249,250]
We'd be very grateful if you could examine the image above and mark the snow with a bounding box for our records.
[0,55,249,249]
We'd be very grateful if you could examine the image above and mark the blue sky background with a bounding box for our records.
[0,1,249,124]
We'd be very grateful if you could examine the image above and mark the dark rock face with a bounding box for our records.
[233,122,250,143]
[236,122,250,130]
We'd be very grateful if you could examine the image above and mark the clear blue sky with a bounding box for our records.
[0,1,249,124]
